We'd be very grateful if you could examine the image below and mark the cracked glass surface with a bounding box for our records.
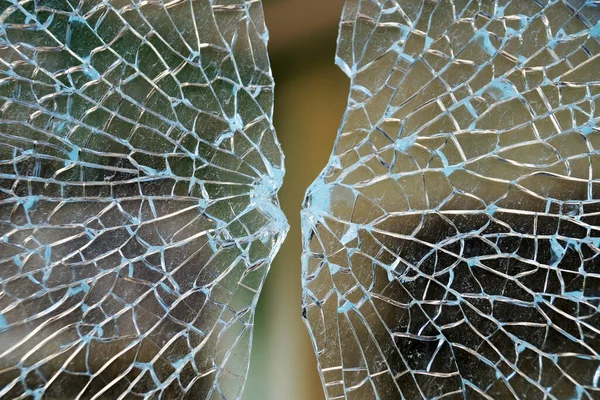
[302,0,600,398]
[0,0,286,397]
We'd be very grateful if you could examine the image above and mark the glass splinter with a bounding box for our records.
[0,0,287,398]
[302,1,600,398]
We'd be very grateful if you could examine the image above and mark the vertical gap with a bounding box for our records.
[244,1,347,399]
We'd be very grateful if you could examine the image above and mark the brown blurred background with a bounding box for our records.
[243,1,347,399]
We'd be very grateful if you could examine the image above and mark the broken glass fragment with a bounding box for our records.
[302,0,600,398]
[0,0,286,398]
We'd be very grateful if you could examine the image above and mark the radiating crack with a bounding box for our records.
[0,0,287,398]
[302,1,600,398]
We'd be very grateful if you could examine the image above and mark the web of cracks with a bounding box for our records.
[0,0,286,398]
[302,0,600,399]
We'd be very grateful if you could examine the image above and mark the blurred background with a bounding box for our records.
[243,1,347,399]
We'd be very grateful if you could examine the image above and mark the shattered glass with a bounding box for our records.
[0,0,286,397]
[302,0,600,398]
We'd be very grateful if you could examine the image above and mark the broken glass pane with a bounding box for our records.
[0,0,286,397]
[302,0,600,398]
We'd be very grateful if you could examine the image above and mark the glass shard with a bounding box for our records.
[301,1,600,398]
[0,0,286,398]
